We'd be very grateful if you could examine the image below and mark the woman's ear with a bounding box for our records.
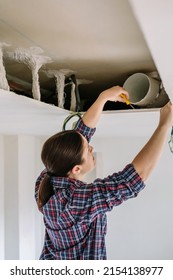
[71,165,81,175]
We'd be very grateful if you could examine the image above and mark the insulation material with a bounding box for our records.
[7,47,52,100]
[0,42,10,91]
[70,81,76,111]
[70,79,93,111]
[45,69,75,108]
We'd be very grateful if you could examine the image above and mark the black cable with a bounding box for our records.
[62,112,82,131]
[168,126,173,153]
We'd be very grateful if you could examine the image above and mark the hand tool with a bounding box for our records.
[120,93,135,109]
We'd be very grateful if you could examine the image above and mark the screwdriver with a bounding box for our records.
[120,93,135,109]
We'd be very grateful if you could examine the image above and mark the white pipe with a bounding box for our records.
[123,72,169,107]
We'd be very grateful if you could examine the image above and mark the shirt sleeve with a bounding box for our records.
[74,118,96,143]
[70,163,146,221]
[92,163,145,212]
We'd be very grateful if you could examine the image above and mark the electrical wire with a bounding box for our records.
[168,126,173,153]
[62,112,82,131]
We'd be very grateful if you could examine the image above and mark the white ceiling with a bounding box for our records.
[1,0,173,137]
[0,0,156,102]
[0,89,160,137]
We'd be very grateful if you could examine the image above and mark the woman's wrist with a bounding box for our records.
[99,90,111,104]
[157,123,170,133]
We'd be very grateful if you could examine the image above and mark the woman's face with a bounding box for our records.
[80,134,96,175]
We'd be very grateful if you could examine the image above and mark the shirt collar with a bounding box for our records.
[51,176,85,189]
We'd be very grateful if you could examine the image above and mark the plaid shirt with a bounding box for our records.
[35,118,145,260]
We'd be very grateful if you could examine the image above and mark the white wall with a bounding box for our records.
[0,91,172,259]
[92,135,173,259]
[4,136,19,259]
[1,130,172,260]
[0,136,5,259]
[0,134,45,260]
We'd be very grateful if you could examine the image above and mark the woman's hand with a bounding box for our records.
[100,86,129,103]
[158,101,173,129]
[82,85,129,128]
[132,101,173,182]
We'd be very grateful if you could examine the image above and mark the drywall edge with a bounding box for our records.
[0,89,160,137]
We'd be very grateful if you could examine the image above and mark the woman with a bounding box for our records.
[35,86,173,260]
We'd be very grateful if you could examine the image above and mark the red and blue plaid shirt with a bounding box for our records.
[35,118,145,260]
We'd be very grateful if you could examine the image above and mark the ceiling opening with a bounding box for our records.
[0,0,170,112]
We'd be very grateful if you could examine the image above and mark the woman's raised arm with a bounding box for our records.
[82,86,129,128]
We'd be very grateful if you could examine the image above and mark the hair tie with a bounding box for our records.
[46,171,54,177]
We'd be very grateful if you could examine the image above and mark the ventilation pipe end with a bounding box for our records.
[123,73,169,108]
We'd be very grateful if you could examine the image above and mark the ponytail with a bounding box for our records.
[37,175,54,210]
[37,130,84,209]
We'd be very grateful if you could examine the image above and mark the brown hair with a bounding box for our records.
[37,130,84,209]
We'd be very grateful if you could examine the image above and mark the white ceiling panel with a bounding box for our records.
[0,0,155,103]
